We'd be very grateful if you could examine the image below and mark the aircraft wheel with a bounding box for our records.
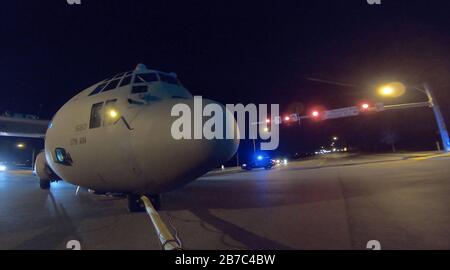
[127,193,145,212]
[39,179,50,189]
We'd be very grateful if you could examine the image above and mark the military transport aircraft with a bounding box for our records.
[2,64,239,211]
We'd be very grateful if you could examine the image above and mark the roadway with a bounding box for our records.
[0,152,449,249]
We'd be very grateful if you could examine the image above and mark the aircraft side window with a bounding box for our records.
[54,148,72,166]
[119,75,132,87]
[89,83,107,96]
[102,79,121,92]
[103,99,118,126]
[159,73,179,85]
[89,102,104,129]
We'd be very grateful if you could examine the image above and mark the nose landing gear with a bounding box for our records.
[127,193,161,212]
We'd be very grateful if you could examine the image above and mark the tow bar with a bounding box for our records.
[141,195,182,250]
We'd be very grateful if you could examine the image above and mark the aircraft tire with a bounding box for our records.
[39,179,51,189]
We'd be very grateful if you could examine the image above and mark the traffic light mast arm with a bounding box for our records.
[382,101,431,111]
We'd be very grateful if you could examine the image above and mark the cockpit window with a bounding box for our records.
[102,79,121,92]
[119,75,132,87]
[159,73,179,85]
[103,99,118,126]
[131,85,148,93]
[134,73,158,83]
[89,83,107,96]
[89,102,104,129]
[90,70,182,98]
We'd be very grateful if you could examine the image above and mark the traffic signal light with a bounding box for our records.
[311,111,319,118]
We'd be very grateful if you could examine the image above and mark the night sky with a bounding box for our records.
[1,0,450,163]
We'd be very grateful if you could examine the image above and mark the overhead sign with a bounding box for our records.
[323,106,360,120]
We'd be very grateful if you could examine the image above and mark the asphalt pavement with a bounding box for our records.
[1,152,449,250]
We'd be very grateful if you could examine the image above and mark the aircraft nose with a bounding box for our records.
[130,98,239,193]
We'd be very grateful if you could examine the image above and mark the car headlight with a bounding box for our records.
[0,165,7,171]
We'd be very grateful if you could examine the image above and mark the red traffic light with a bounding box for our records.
[360,103,371,112]
[311,111,319,117]
[284,116,290,121]
[266,118,271,123]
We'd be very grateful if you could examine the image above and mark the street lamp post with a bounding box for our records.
[379,82,450,152]
[31,147,36,169]
[423,84,450,152]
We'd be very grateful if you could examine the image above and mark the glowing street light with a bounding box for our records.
[380,86,394,96]
[16,143,25,149]
[332,136,338,141]
[377,82,406,98]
